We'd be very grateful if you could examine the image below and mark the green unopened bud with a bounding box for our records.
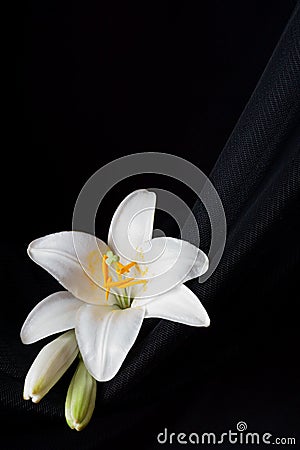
[65,359,97,431]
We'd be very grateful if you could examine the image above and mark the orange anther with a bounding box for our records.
[117,261,136,274]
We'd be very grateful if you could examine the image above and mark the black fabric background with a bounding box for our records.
[1,1,300,449]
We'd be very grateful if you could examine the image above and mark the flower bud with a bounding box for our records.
[23,330,78,403]
[65,359,97,431]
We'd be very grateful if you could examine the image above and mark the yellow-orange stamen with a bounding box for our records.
[117,261,136,274]
[105,276,112,300]
[102,255,109,286]
[102,257,147,301]
[106,278,134,288]
[107,278,147,289]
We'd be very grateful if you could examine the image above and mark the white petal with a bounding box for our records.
[27,231,114,305]
[23,331,78,403]
[132,284,210,327]
[108,189,156,262]
[130,237,209,298]
[21,291,83,344]
[75,304,145,381]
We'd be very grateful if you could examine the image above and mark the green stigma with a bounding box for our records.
[105,250,120,266]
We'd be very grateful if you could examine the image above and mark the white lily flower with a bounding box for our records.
[21,189,210,382]
[23,330,78,403]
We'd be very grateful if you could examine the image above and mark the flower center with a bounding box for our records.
[102,252,147,308]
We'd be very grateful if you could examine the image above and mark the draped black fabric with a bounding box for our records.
[2,2,300,449]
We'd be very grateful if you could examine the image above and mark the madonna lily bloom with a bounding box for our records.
[21,190,210,382]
